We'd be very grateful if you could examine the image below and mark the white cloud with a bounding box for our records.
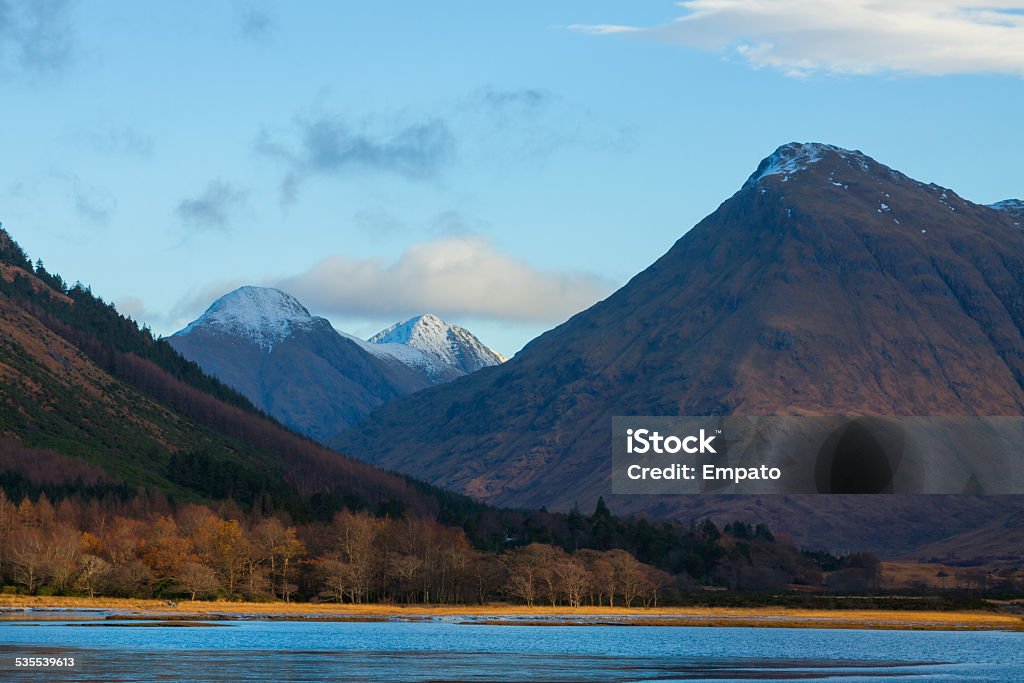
[572,1,1024,77]
[114,296,146,321]
[166,278,247,332]
[276,235,614,323]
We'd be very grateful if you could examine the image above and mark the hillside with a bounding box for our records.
[0,230,453,520]
[335,143,1024,556]
[3,233,858,601]
[168,287,431,441]
[169,289,505,442]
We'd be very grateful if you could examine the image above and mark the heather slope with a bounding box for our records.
[336,143,1024,555]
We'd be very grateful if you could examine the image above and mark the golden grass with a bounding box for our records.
[879,561,1024,591]
[2,595,1022,631]
[881,562,960,589]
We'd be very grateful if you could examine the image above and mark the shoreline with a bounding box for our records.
[2,596,1022,632]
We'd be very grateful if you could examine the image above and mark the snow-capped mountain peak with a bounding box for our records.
[744,142,871,188]
[173,288,505,382]
[990,199,1024,216]
[176,286,319,351]
[371,314,450,349]
[368,314,506,379]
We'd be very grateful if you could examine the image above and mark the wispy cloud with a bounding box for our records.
[75,124,154,158]
[237,4,274,42]
[352,207,406,239]
[460,85,631,160]
[348,207,489,241]
[429,209,490,236]
[73,187,115,224]
[571,1,1024,77]
[274,235,614,323]
[175,181,248,232]
[47,170,117,225]
[0,0,75,76]
[255,114,456,203]
[471,86,557,114]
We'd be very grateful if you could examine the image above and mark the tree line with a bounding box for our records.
[0,490,912,605]
[0,492,667,605]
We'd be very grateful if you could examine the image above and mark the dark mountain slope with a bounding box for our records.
[0,230,458,520]
[169,289,506,442]
[168,287,431,441]
[335,143,1024,555]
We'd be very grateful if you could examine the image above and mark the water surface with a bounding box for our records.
[1,616,1022,681]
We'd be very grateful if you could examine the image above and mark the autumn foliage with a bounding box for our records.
[0,492,685,606]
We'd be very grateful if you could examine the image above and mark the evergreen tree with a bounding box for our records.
[567,503,586,549]
[591,496,613,550]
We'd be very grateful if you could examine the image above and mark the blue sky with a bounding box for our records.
[2,1,1022,356]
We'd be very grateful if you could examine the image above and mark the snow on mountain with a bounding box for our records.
[990,199,1024,211]
[169,286,433,440]
[174,287,504,383]
[990,199,1024,217]
[175,286,322,351]
[368,314,506,380]
[744,142,872,188]
[335,141,1024,555]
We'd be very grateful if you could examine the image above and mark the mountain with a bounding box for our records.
[169,287,431,442]
[335,142,1024,556]
[175,285,323,352]
[0,231,458,519]
[2,231,747,571]
[990,198,1024,222]
[367,314,506,382]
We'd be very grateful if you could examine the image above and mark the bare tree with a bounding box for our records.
[47,524,82,593]
[327,511,379,603]
[555,556,592,608]
[577,549,615,606]
[505,559,538,606]
[608,549,648,608]
[74,555,112,598]
[10,528,50,593]
[388,552,422,603]
[504,544,563,606]
[177,561,219,600]
[643,567,673,607]
[252,518,306,602]
[315,558,358,603]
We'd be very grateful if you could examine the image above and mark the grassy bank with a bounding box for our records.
[1,595,1022,631]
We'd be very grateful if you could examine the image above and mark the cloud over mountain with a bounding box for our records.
[275,235,613,323]
[572,0,1024,77]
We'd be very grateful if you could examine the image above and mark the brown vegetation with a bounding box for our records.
[0,492,675,607]
[333,146,1024,558]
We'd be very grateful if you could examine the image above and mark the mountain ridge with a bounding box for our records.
[335,141,1024,556]
[169,287,505,440]
[170,287,429,441]
[369,313,507,380]
[177,286,322,351]
[0,232,458,520]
